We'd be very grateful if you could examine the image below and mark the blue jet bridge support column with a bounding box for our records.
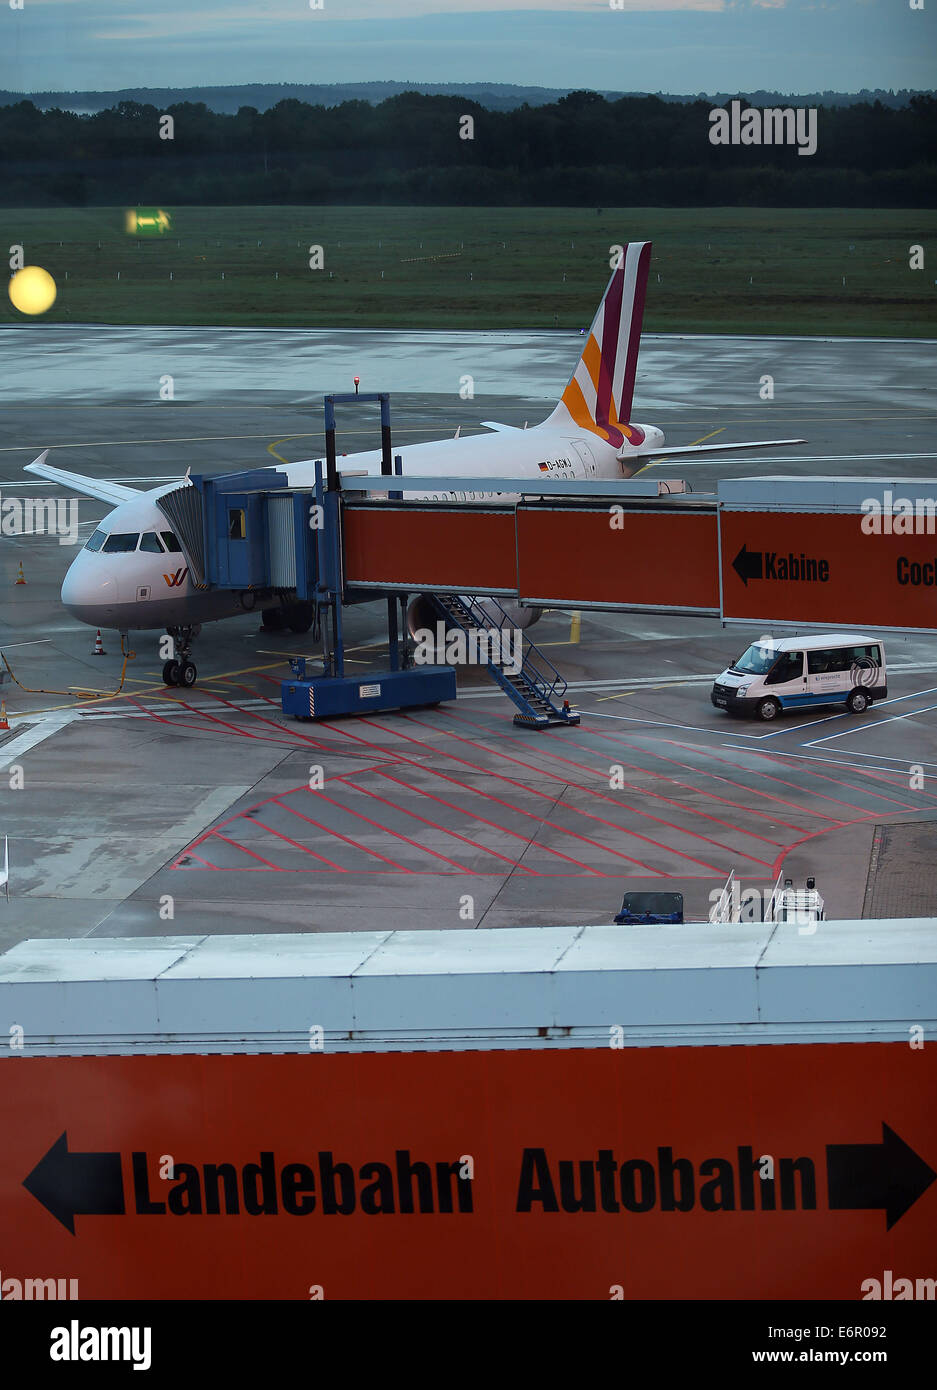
[281,393,457,721]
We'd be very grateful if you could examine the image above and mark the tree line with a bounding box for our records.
[1,90,933,207]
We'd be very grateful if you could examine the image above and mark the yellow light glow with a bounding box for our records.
[9,266,57,315]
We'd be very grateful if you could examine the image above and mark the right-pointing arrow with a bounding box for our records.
[732,544,763,587]
[23,1131,125,1235]
[826,1122,936,1230]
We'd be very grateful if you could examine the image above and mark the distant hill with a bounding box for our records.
[0,82,930,115]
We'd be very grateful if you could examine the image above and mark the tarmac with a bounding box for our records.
[0,327,935,950]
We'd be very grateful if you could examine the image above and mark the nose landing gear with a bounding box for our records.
[162,625,201,687]
[162,658,197,688]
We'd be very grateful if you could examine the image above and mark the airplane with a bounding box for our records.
[24,240,803,688]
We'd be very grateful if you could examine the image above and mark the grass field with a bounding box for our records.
[2,206,934,335]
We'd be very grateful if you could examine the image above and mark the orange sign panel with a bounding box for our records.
[1,1044,934,1299]
[344,507,517,592]
[721,512,937,630]
[517,507,719,609]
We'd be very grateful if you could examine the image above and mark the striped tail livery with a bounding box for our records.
[547,241,652,451]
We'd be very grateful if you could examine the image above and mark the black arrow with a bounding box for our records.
[732,544,763,587]
[826,1122,936,1230]
[23,1131,125,1235]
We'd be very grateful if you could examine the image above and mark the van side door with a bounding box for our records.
[805,646,853,705]
[764,649,807,707]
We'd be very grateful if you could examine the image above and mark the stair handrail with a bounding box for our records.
[446,595,568,705]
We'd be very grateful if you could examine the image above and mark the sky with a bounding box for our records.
[0,0,933,96]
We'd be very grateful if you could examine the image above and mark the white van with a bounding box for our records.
[711,633,887,722]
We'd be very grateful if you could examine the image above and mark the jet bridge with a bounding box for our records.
[188,462,708,727]
[340,474,718,614]
[185,395,937,726]
[191,468,937,633]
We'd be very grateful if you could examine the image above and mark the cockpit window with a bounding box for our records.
[138,532,163,553]
[85,529,106,552]
[160,531,182,553]
[102,533,140,553]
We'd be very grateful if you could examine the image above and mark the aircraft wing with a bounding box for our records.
[23,451,140,506]
[635,438,805,460]
[480,421,521,432]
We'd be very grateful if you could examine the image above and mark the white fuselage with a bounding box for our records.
[60,419,664,632]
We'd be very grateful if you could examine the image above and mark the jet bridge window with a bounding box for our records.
[102,533,140,553]
[84,529,106,552]
[160,531,183,553]
[228,508,247,540]
[138,532,163,553]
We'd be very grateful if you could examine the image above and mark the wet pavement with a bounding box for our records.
[0,329,935,950]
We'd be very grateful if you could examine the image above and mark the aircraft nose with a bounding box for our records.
[61,552,117,625]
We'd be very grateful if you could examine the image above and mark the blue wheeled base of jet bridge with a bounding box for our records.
[188,391,578,729]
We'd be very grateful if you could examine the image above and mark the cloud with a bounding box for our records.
[1,0,932,94]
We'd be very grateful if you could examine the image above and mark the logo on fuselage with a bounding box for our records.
[163,567,188,588]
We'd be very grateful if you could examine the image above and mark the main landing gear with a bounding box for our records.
[260,601,315,634]
[162,624,201,687]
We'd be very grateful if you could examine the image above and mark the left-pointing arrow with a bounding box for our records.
[826,1122,936,1231]
[731,544,763,587]
[23,1131,125,1235]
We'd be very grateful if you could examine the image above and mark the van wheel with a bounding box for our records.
[846,689,871,714]
[756,697,781,722]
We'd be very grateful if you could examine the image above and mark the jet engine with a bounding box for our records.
[406,594,542,638]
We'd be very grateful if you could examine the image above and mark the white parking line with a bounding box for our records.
[825,747,937,769]
[586,710,771,738]
[0,717,72,767]
[723,745,937,780]
[805,702,937,746]
[753,684,937,740]
[584,682,937,745]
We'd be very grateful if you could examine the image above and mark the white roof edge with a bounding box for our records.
[0,920,934,1054]
[1,920,935,981]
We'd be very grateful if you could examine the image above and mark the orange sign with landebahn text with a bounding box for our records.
[1,1044,934,1300]
[721,512,937,629]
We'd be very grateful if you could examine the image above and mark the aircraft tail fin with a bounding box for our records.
[546,240,651,449]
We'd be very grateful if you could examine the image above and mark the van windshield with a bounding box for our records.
[732,644,779,675]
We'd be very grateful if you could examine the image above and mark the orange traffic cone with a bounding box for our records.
[0,701,9,731]
[92,629,106,655]
[14,562,26,585]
